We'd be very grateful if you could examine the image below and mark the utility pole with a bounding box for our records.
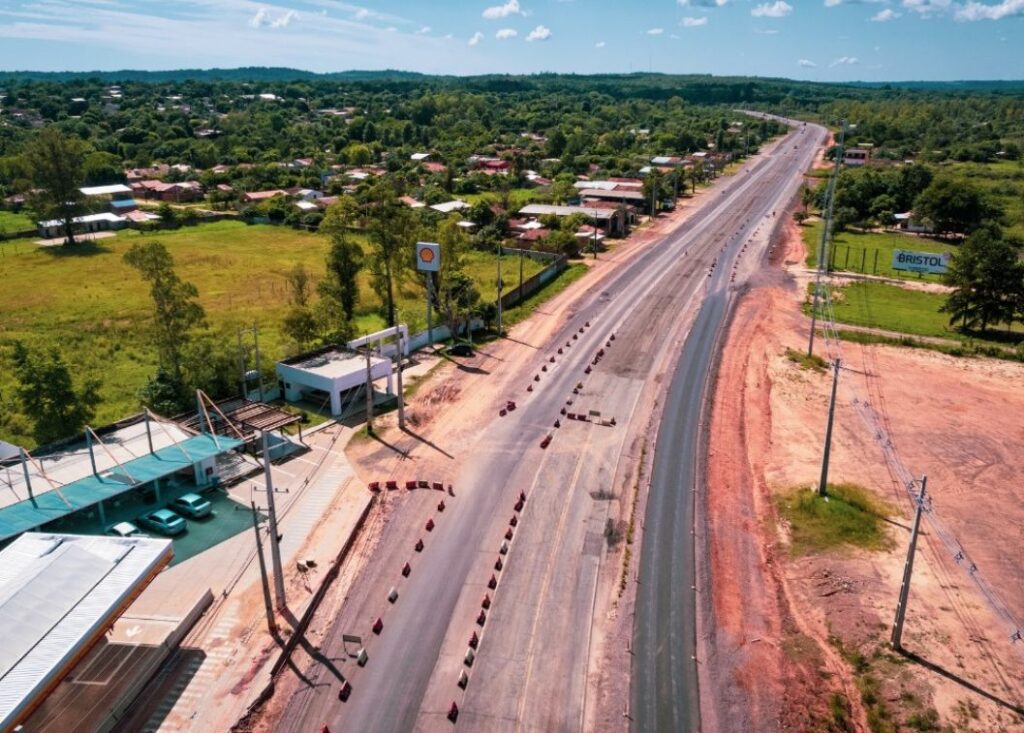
[364,348,375,433]
[237,329,246,398]
[250,500,278,634]
[496,244,503,335]
[261,431,286,611]
[253,322,264,402]
[808,119,848,358]
[518,247,524,303]
[817,358,841,497]
[395,330,406,430]
[891,477,928,651]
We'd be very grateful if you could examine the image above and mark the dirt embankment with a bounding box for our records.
[703,215,1024,732]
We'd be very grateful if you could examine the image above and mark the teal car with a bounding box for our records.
[171,492,213,519]
[139,508,187,536]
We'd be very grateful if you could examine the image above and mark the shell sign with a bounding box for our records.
[416,242,441,272]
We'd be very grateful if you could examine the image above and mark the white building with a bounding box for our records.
[277,347,393,416]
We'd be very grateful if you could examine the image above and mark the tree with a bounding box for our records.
[285,263,312,307]
[123,241,206,384]
[282,306,319,351]
[914,176,1002,237]
[942,226,1024,333]
[11,342,101,446]
[438,269,481,343]
[319,196,364,323]
[24,127,87,246]
[363,181,415,327]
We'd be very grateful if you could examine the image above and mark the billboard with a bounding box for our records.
[416,242,440,272]
[892,249,950,275]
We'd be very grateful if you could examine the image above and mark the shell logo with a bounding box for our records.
[419,247,435,263]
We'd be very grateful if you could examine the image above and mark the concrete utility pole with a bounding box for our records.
[237,329,246,398]
[261,431,286,611]
[817,358,841,497]
[808,119,848,358]
[250,500,278,634]
[364,348,375,433]
[496,245,504,335]
[395,330,406,430]
[253,322,264,402]
[891,476,928,651]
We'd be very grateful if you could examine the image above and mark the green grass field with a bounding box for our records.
[802,222,955,282]
[0,210,34,233]
[810,280,1023,346]
[462,187,542,208]
[0,220,547,444]
[775,483,894,556]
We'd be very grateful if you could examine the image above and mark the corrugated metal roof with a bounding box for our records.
[0,533,172,730]
[0,434,243,542]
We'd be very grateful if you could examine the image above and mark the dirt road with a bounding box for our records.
[702,214,1024,731]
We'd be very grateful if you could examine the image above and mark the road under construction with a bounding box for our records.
[274,118,829,733]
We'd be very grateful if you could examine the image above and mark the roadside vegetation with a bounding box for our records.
[774,483,895,556]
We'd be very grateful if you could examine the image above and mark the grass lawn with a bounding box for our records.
[809,279,1024,346]
[0,220,547,445]
[774,483,894,556]
[0,210,34,233]
[802,221,955,282]
[462,187,543,208]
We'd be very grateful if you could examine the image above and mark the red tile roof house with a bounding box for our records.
[242,189,289,203]
[130,180,204,203]
[422,162,448,174]
[517,227,551,243]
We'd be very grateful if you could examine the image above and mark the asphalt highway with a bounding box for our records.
[280,119,827,733]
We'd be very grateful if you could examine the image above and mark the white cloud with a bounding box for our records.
[496,27,518,38]
[798,58,817,67]
[677,0,729,5]
[681,16,709,26]
[902,0,952,15]
[415,26,431,34]
[751,1,793,17]
[830,55,859,65]
[482,0,524,19]
[595,40,606,47]
[754,28,780,33]
[526,24,551,41]
[468,30,484,45]
[825,0,886,6]
[955,0,1024,20]
[251,8,297,29]
[354,8,371,20]
[647,27,665,34]
[871,8,900,20]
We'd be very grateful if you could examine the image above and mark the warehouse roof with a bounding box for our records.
[0,532,173,731]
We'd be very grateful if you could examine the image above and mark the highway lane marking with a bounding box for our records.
[511,427,595,733]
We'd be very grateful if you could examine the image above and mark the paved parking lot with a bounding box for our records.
[164,491,260,566]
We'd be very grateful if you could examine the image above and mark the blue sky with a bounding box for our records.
[0,0,1021,80]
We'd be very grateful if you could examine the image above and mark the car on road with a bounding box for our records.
[138,508,187,536]
[108,521,142,538]
[171,492,213,519]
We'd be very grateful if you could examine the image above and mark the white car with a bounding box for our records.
[108,521,142,538]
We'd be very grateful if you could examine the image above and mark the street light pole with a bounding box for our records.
[260,431,286,611]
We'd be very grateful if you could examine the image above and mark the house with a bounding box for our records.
[289,188,324,201]
[79,184,133,199]
[578,188,648,210]
[400,195,426,209]
[430,200,470,214]
[37,212,126,239]
[410,152,431,161]
[423,162,448,174]
[650,156,685,167]
[243,189,289,203]
[894,212,933,234]
[575,224,606,243]
[844,148,871,167]
[130,180,204,203]
[110,199,138,214]
[295,200,319,213]
[518,203,627,237]
[517,227,551,243]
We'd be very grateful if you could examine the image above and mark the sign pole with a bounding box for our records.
[426,274,434,348]
[416,242,441,349]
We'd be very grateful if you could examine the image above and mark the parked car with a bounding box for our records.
[138,508,187,536]
[108,521,142,538]
[448,342,474,357]
[171,492,213,519]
